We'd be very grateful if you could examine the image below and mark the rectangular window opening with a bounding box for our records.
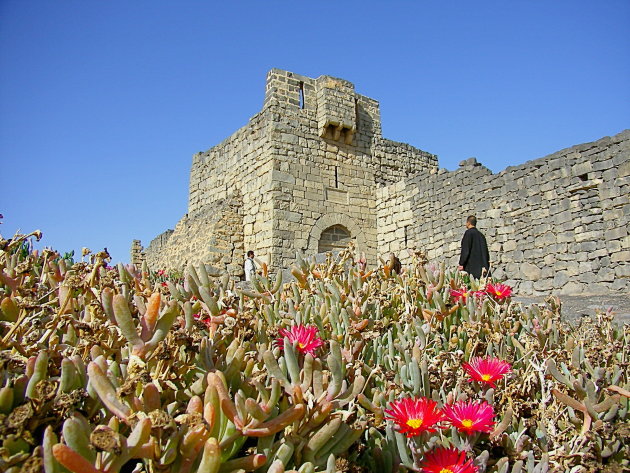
[578,173,588,182]
[298,82,305,109]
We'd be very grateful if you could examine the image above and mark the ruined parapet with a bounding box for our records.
[130,239,145,267]
[139,196,245,279]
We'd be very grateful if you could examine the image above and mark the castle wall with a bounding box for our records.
[377,130,630,295]
[188,110,276,259]
[263,69,437,270]
[139,102,277,274]
[141,196,244,276]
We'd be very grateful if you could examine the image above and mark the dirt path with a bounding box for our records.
[513,293,630,325]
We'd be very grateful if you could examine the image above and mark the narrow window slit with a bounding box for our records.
[334,166,339,188]
[298,82,305,109]
[404,226,409,247]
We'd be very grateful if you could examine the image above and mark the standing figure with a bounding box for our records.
[244,250,257,281]
[458,216,490,279]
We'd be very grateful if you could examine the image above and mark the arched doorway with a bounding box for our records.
[318,224,352,253]
[306,213,368,256]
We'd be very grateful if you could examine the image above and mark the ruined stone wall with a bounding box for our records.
[142,197,244,275]
[377,130,630,295]
[134,69,627,294]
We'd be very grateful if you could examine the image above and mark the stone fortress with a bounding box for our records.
[132,68,630,295]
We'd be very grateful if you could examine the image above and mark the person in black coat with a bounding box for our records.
[458,216,490,279]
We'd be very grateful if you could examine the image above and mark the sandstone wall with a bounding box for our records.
[376,180,420,266]
[139,92,277,274]
[188,110,276,259]
[263,69,437,270]
[377,130,630,295]
[142,197,244,276]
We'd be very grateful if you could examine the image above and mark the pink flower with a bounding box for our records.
[384,397,445,438]
[463,357,511,388]
[443,400,495,434]
[193,313,211,328]
[450,287,471,303]
[485,283,512,301]
[276,324,323,355]
[420,447,478,473]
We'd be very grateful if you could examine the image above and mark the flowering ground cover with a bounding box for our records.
[0,231,628,472]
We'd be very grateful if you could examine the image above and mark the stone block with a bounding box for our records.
[611,251,630,263]
[503,240,517,251]
[605,227,628,240]
[578,271,598,283]
[615,264,630,278]
[541,266,554,279]
[597,268,615,282]
[520,262,541,280]
[577,241,597,253]
[533,278,554,291]
[575,230,603,242]
[553,271,570,287]
[559,281,584,295]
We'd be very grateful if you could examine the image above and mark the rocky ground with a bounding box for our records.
[514,293,630,324]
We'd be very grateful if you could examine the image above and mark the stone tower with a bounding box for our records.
[134,69,437,276]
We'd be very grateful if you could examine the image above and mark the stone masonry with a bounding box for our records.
[133,69,437,278]
[377,130,630,295]
[132,69,629,295]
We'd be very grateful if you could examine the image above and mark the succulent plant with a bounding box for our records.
[0,229,627,472]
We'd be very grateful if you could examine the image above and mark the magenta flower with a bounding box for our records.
[485,283,512,301]
[450,287,471,303]
[420,447,478,473]
[384,397,445,438]
[443,400,495,434]
[276,324,324,355]
[463,356,512,388]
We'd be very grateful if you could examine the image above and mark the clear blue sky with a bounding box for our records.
[1,1,628,264]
